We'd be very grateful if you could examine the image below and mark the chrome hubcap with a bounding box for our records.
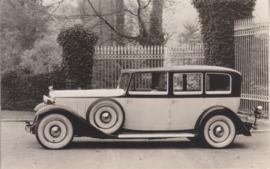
[101,112,112,123]
[214,126,224,137]
[50,126,61,137]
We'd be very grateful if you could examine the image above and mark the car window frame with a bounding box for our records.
[128,72,169,95]
[173,72,203,95]
[205,73,232,95]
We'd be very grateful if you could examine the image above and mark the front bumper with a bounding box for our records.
[25,122,35,134]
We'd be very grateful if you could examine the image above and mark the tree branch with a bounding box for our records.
[100,9,137,17]
[46,0,65,21]
[136,0,147,36]
[86,0,138,40]
[141,0,152,9]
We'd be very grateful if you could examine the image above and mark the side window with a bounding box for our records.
[129,72,168,95]
[205,73,231,94]
[173,73,202,95]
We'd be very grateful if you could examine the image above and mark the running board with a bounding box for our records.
[118,133,195,139]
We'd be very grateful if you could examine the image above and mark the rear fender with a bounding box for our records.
[194,106,251,136]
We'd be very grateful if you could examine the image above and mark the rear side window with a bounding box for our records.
[205,73,231,94]
[173,73,203,95]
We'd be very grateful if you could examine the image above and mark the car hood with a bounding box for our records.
[49,89,125,98]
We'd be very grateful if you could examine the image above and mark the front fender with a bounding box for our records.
[35,104,79,117]
[34,104,114,137]
[34,103,45,112]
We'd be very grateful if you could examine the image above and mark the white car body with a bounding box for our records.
[26,66,254,149]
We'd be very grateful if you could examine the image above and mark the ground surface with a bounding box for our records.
[1,110,36,120]
[1,122,269,169]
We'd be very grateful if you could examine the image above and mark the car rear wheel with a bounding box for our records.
[88,100,124,134]
[36,114,74,149]
[203,115,236,148]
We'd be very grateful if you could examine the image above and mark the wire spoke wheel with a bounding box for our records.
[36,114,73,149]
[203,115,236,148]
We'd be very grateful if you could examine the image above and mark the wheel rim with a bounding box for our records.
[203,115,236,148]
[208,121,230,143]
[50,126,61,137]
[100,112,112,123]
[88,100,124,134]
[44,120,67,143]
[36,114,73,149]
[94,107,117,129]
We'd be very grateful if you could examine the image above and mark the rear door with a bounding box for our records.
[170,72,204,130]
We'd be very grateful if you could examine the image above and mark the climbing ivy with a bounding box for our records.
[192,0,256,68]
[57,25,99,89]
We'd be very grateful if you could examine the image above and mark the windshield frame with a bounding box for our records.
[117,72,132,90]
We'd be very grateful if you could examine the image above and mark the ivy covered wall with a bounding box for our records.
[192,0,256,68]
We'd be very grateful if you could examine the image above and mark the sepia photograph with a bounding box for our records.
[1,0,269,168]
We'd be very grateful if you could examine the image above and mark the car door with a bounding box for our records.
[123,72,170,131]
[170,72,204,130]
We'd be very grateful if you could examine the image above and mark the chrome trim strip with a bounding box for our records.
[118,133,195,138]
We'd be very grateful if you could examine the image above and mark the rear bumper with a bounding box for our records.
[25,122,35,134]
[237,113,256,124]
[237,113,255,136]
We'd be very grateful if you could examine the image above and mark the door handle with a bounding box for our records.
[127,100,132,104]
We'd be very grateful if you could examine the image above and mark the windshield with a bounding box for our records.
[117,73,131,90]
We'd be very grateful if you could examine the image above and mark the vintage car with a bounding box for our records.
[25,66,260,149]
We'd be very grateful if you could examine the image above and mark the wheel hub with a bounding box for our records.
[100,112,112,123]
[214,126,224,137]
[50,126,61,137]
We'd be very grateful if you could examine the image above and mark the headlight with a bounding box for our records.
[43,95,55,104]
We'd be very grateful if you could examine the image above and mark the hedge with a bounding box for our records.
[57,25,98,89]
[2,25,98,111]
[1,70,65,111]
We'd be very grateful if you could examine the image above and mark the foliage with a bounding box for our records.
[1,0,49,50]
[0,30,22,72]
[1,70,65,111]
[192,0,256,68]
[57,25,99,89]
[178,21,202,45]
[81,0,168,46]
[148,0,165,45]
[20,35,62,75]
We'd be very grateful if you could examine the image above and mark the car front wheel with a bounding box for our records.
[36,114,74,149]
[203,115,236,148]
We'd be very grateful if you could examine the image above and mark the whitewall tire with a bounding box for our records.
[36,114,74,149]
[203,115,236,148]
[89,100,124,134]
